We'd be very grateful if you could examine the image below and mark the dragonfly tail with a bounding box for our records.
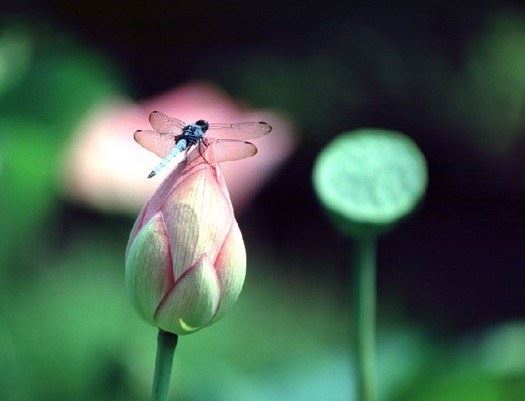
[146,142,185,178]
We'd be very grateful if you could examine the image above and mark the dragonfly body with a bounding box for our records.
[134,111,272,178]
[147,120,209,178]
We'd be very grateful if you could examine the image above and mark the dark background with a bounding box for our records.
[27,0,524,331]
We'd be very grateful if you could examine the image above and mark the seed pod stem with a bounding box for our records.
[353,237,377,401]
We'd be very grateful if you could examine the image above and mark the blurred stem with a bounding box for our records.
[151,330,178,401]
[354,237,377,401]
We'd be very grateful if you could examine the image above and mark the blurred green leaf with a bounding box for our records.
[0,24,123,277]
[480,322,525,377]
[0,25,33,96]
[0,119,58,275]
[5,240,149,401]
[0,44,121,131]
[416,374,501,401]
[449,11,525,157]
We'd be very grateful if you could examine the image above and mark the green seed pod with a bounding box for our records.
[313,129,428,238]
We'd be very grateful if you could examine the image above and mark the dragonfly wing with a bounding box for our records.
[206,121,272,140]
[149,111,186,134]
[134,129,178,158]
[203,139,258,164]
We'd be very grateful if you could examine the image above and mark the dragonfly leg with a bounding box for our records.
[198,141,205,159]
[199,140,215,166]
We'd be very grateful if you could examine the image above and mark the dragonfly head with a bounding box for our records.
[195,119,209,132]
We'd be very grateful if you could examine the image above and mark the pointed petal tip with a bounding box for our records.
[179,318,201,333]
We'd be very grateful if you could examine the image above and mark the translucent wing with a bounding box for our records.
[206,121,272,140]
[134,129,179,158]
[202,139,258,164]
[149,111,186,134]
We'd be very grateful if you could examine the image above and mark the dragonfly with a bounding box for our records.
[134,111,272,178]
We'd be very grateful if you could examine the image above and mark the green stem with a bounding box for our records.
[151,330,179,401]
[354,237,377,401]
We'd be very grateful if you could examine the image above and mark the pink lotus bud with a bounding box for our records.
[125,153,246,335]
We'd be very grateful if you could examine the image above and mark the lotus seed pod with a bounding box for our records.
[313,129,428,238]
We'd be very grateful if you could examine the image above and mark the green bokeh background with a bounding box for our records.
[2,3,525,400]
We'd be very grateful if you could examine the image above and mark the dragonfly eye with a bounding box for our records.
[195,119,209,132]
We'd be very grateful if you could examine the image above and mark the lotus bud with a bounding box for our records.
[125,153,246,335]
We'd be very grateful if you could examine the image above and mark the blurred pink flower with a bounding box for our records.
[125,151,246,334]
[61,81,296,213]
